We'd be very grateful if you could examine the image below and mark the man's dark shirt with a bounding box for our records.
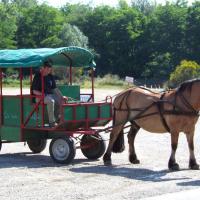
[31,72,56,95]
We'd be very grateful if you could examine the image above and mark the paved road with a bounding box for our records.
[1,88,200,199]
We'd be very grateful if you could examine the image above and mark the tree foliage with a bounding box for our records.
[169,60,200,87]
[1,0,200,84]
[0,2,17,48]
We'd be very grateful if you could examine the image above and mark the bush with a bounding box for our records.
[79,74,129,89]
[168,60,200,88]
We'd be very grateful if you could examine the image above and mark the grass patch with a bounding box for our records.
[80,74,131,89]
[2,78,30,87]
[2,74,132,89]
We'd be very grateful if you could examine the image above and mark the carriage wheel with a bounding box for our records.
[27,139,47,153]
[80,134,106,160]
[49,136,76,164]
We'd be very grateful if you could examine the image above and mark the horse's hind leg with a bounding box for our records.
[185,130,199,170]
[103,124,125,165]
[168,131,180,171]
[128,122,140,164]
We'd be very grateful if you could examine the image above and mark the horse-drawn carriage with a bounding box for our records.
[0,47,112,164]
[1,46,200,170]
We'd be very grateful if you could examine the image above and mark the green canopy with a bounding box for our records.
[0,46,95,68]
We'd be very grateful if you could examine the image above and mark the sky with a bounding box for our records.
[39,0,196,8]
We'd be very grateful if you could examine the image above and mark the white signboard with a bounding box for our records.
[125,76,134,83]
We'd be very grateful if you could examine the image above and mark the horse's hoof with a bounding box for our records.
[103,154,112,166]
[130,158,140,164]
[129,155,140,164]
[189,163,199,170]
[104,160,112,166]
[133,160,140,164]
[169,163,180,171]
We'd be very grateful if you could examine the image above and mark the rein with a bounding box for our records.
[110,87,199,133]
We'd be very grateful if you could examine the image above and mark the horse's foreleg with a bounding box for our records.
[185,131,199,170]
[103,124,125,165]
[128,122,140,164]
[168,132,180,171]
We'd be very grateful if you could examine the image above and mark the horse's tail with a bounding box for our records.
[111,106,125,153]
[112,130,125,153]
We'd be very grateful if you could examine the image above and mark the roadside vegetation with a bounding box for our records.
[2,73,130,89]
[1,0,200,87]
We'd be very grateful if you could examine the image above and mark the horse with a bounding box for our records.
[103,79,200,170]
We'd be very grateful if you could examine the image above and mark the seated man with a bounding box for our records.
[31,61,61,127]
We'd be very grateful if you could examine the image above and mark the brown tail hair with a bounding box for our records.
[112,130,125,153]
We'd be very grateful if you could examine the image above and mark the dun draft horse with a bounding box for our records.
[103,79,200,170]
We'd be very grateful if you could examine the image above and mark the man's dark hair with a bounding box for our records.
[43,61,52,68]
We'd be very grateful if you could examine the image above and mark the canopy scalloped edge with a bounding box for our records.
[0,46,96,68]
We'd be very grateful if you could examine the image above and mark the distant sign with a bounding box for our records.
[125,76,134,83]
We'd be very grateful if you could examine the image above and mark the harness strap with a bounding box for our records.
[179,92,198,114]
[157,93,171,132]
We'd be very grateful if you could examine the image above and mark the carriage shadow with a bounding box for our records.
[70,165,189,182]
[0,153,97,169]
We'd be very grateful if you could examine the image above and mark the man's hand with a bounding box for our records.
[33,90,42,96]
[63,96,68,103]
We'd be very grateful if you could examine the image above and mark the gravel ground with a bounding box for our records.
[1,88,200,200]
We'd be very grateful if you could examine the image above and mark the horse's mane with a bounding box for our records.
[176,78,200,93]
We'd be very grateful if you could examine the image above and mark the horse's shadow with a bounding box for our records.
[69,164,189,182]
[177,180,200,186]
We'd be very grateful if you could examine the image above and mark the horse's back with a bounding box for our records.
[114,87,167,133]
[114,87,160,108]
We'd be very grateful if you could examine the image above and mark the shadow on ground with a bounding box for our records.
[70,165,190,182]
[0,152,96,169]
[177,180,200,186]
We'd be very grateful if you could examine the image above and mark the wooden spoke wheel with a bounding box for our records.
[80,134,106,160]
[49,136,76,164]
[27,139,47,153]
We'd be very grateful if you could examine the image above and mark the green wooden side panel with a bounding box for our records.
[3,97,20,126]
[58,85,80,100]
[89,105,98,119]
[23,97,39,126]
[64,106,73,121]
[63,103,112,128]
[0,126,21,141]
[64,103,111,121]
[76,106,86,120]
[2,96,42,127]
[100,104,111,118]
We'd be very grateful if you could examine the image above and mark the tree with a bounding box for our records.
[11,0,38,9]
[185,2,200,62]
[16,4,63,48]
[41,23,89,48]
[0,2,17,48]
[168,60,200,87]
[143,52,172,82]
[141,3,187,80]
[131,0,156,15]
[58,23,88,48]
[61,3,92,26]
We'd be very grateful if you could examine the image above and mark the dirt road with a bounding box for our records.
[1,88,200,200]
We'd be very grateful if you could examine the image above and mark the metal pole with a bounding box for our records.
[20,67,24,140]
[70,65,72,85]
[0,68,2,126]
[41,72,45,127]
[91,68,94,102]
[30,67,33,95]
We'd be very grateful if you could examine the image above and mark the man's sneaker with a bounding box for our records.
[49,122,58,128]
